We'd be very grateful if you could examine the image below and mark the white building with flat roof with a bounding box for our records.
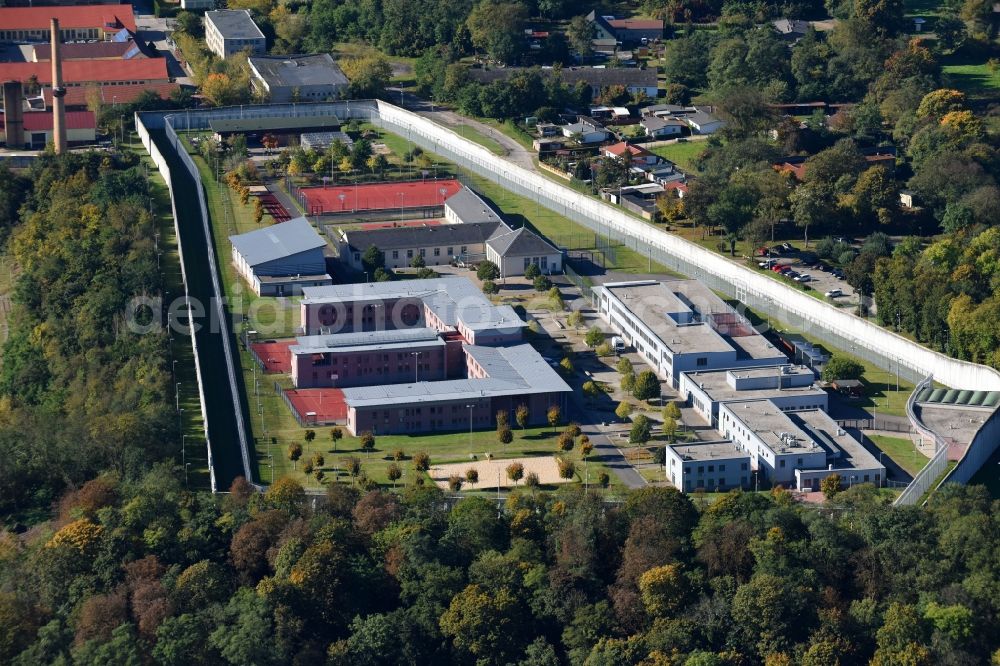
[719,401,885,490]
[594,280,787,388]
[665,441,752,493]
[205,10,265,59]
[680,364,827,427]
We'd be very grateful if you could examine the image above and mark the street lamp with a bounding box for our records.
[175,382,181,411]
[466,403,474,455]
[411,351,422,382]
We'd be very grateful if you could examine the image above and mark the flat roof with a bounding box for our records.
[301,276,527,333]
[229,216,326,267]
[342,343,570,407]
[249,54,347,88]
[669,441,750,462]
[724,401,882,469]
[210,114,341,134]
[290,327,444,355]
[683,366,824,403]
[601,280,784,359]
[206,9,265,40]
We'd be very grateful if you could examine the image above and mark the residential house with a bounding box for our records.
[641,115,687,138]
[602,141,659,166]
[772,18,810,42]
[586,10,663,44]
[561,119,611,144]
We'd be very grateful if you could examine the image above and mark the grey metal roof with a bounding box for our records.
[342,343,571,407]
[290,327,444,355]
[301,277,527,333]
[444,187,504,225]
[344,220,509,252]
[300,131,353,150]
[249,54,348,88]
[206,9,265,40]
[487,227,560,258]
[229,216,326,267]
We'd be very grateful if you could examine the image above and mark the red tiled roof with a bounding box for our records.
[774,162,807,180]
[0,58,168,86]
[2,110,96,131]
[0,4,135,32]
[604,141,650,158]
[33,41,137,61]
[43,81,177,107]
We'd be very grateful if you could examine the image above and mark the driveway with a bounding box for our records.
[390,89,537,171]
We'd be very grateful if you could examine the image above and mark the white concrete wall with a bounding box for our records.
[374,101,1000,392]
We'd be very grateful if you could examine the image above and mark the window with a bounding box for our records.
[708,465,714,472]
[696,357,708,367]
[741,462,748,470]
[779,460,786,468]
[434,248,440,256]
[392,250,399,259]
[697,466,704,474]
[353,252,360,261]
[541,257,548,269]
[419,248,426,257]
[524,257,531,269]
[460,246,467,254]
[719,464,725,471]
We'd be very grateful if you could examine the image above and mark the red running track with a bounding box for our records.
[299,179,462,214]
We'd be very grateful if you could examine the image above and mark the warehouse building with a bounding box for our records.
[248,54,349,103]
[229,216,332,296]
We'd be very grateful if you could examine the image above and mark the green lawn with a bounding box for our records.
[741,305,917,417]
[942,60,1000,97]
[454,124,506,155]
[127,138,212,488]
[649,141,707,172]
[262,424,624,493]
[868,434,929,476]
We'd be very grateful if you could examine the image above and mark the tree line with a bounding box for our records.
[1,471,997,665]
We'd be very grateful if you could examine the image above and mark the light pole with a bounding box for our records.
[466,403,474,455]
[398,192,405,221]
[185,462,190,487]
[338,192,346,211]
[175,382,181,411]
[411,351,421,382]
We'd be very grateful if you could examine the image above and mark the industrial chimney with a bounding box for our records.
[50,18,67,155]
[2,81,24,149]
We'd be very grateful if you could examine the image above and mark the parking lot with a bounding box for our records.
[758,244,862,309]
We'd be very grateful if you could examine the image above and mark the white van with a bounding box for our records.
[611,336,626,353]
[825,289,843,298]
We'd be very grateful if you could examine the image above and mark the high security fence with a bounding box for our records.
[894,376,949,506]
[137,100,1000,494]
[136,114,218,493]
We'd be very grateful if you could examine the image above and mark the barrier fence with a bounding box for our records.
[136,114,218,493]
[894,376,949,506]
[137,100,1000,495]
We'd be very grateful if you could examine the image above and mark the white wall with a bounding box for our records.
[374,101,1000,392]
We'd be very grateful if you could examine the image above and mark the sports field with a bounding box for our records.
[300,178,462,214]
[285,388,349,423]
[250,340,293,373]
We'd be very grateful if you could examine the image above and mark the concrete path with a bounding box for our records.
[389,89,537,171]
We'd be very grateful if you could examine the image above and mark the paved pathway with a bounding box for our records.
[390,89,537,171]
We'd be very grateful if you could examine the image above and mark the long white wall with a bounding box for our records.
[374,101,1000,392]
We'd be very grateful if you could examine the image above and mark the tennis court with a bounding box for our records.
[285,388,348,424]
[250,340,293,374]
[299,179,462,215]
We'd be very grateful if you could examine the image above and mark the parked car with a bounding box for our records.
[825,289,843,298]
[832,269,844,278]
[786,271,800,279]
[781,242,796,252]
[771,264,785,272]
[794,274,811,282]
[759,259,776,268]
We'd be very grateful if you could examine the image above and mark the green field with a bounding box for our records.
[455,124,507,155]
[650,141,707,172]
[942,60,1000,97]
[868,433,929,476]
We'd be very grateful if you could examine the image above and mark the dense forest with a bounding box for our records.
[0,155,176,522]
[1,472,998,665]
